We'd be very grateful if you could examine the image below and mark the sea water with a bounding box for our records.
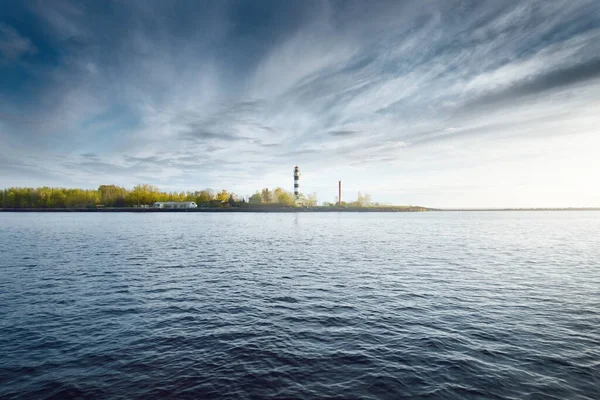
[1,212,599,399]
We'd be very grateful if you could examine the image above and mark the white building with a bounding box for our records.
[153,201,197,209]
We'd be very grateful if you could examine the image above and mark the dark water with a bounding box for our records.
[1,212,599,399]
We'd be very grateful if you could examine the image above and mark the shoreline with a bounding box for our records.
[435,208,600,211]
[0,206,430,213]
[1,207,599,213]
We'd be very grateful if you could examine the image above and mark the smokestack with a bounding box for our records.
[338,180,342,205]
[294,166,300,199]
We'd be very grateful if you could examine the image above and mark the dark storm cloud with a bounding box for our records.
[328,130,358,137]
[461,57,600,112]
[181,127,243,143]
[123,155,168,165]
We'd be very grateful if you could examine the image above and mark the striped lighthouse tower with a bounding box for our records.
[294,166,300,200]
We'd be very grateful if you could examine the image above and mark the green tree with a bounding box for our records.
[261,188,272,203]
[249,192,262,204]
[7,191,16,207]
[131,184,160,206]
[273,187,296,206]
[357,191,364,207]
[216,190,230,202]
[364,193,372,206]
[356,191,372,207]
[99,185,128,207]
[194,190,210,205]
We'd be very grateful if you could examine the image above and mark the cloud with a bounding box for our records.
[461,57,600,111]
[328,130,358,137]
[0,23,36,61]
[1,0,600,206]
[181,125,244,143]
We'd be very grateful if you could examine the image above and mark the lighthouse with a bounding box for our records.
[294,166,300,199]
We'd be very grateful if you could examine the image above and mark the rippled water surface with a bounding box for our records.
[1,212,599,399]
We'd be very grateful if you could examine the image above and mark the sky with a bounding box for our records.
[1,0,599,208]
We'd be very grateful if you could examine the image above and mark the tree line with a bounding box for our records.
[248,188,318,207]
[0,185,317,208]
[0,185,383,209]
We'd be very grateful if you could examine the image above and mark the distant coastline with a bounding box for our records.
[2,207,599,213]
[0,206,429,213]
[433,208,600,212]
[4,186,598,213]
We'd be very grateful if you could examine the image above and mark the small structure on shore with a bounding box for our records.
[153,201,197,209]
